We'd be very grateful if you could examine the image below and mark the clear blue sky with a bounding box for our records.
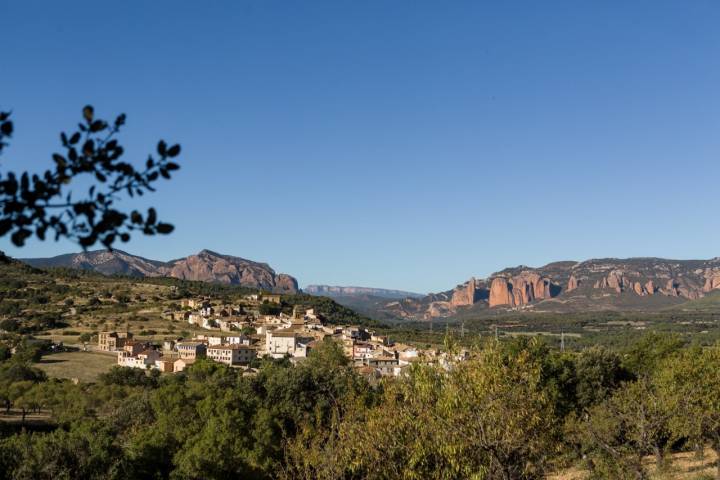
[2,1,719,293]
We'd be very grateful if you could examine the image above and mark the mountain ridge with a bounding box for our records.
[21,249,299,293]
[365,256,720,320]
[304,285,425,299]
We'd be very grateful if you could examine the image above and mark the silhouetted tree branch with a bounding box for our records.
[0,105,180,249]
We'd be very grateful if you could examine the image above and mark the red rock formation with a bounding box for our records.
[703,270,720,292]
[451,277,478,306]
[489,272,554,308]
[489,277,514,308]
[606,272,623,292]
[645,280,655,295]
[665,279,679,297]
[567,275,579,292]
[160,250,299,293]
[633,282,644,296]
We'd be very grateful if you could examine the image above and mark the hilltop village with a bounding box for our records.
[99,293,467,376]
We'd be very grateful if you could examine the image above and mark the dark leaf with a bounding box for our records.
[156,223,174,234]
[167,144,181,157]
[0,121,13,136]
[83,139,95,156]
[90,120,106,132]
[82,105,94,123]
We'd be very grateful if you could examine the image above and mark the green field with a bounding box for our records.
[36,350,117,383]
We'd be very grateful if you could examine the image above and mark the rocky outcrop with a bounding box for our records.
[489,277,514,308]
[382,257,720,321]
[157,250,298,292]
[451,277,480,306]
[703,269,720,292]
[489,272,555,308]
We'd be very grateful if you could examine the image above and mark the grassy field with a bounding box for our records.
[550,448,719,480]
[36,350,117,383]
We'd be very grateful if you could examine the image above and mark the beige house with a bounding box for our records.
[173,358,196,372]
[261,293,282,304]
[155,359,175,373]
[176,341,207,359]
[207,344,256,366]
[122,340,146,356]
[98,331,132,351]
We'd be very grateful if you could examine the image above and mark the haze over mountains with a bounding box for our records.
[304,285,424,299]
[19,250,720,321]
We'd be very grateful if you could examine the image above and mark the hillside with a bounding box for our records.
[22,249,299,293]
[0,252,374,340]
[377,257,720,321]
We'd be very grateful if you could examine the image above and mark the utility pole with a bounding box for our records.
[560,330,565,353]
[494,325,498,341]
[461,321,465,338]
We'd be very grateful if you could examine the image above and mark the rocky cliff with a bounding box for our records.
[22,249,299,293]
[378,257,720,320]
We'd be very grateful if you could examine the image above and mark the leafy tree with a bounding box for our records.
[0,318,19,332]
[0,106,180,249]
[98,366,158,388]
[622,332,684,379]
[658,344,720,479]
[289,342,558,480]
[573,345,631,412]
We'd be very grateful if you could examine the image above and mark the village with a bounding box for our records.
[98,293,468,376]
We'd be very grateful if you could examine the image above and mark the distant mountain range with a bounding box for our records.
[303,285,425,320]
[21,249,299,293]
[323,257,720,321]
[20,251,720,320]
[304,285,424,299]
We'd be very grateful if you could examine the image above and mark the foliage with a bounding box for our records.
[0,106,180,249]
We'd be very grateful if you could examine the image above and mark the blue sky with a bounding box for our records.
[2,1,719,293]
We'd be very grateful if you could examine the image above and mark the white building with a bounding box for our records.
[117,349,161,369]
[207,344,257,366]
[265,331,311,358]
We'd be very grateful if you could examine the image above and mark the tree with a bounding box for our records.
[658,345,720,479]
[0,106,180,249]
[0,319,19,332]
[622,332,684,379]
[574,345,631,412]
[288,342,558,480]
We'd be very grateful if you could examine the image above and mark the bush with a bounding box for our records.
[0,318,20,332]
